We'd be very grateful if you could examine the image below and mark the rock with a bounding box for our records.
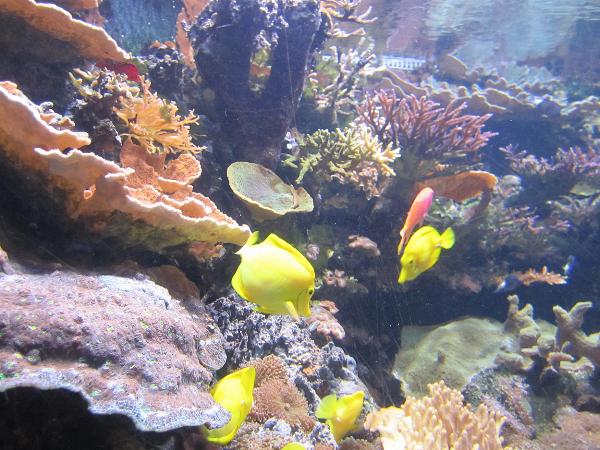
[0,270,228,432]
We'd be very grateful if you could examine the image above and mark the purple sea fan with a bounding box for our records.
[356,90,497,163]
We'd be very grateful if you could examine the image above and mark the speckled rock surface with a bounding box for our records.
[209,294,374,411]
[0,271,228,432]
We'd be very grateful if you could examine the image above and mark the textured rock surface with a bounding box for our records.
[0,271,228,432]
[209,294,373,411]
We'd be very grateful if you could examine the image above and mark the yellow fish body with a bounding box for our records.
[203,367,256,445]
[316,391,365,442]
[281,443,306,450]
[398,225,455,284]
[232,232,315,320]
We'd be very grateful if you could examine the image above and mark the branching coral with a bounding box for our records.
[553,302,600,368]
[513,266,568,287]
[285,125,399,199]
[307,39,375,125]
[365,381,508,450]
[357,91,496,179]
[114,77,202,154]
[320,0,377,38]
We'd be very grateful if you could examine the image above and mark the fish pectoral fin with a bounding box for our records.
[284,301,300,321]
[316,394,337,419]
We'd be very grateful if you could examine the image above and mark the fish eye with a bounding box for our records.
[308,287,314,296]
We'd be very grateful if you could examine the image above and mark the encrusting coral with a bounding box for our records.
[0,81,251,251]
[365,381,508,450]
[306,300,346,341]
[285,125,399,199]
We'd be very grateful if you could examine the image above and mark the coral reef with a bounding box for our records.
[0,82,251,252]
[190,0,323,168]
[306,300,346,342]
[285,125,399,199]
[365,381,508,450]
[0,269,227,432]
[357,91,496,179]
[114,77,203,154]
[553,302,600,368]
[227,162,314,222]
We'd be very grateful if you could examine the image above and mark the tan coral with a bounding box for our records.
[245,355,289,388]
[348,235,380,257]
[1,0,128,62]
[515,266,568,287]
[250,378,315,431]
[306,301,346,341]
[227,161,314,221]
[115,78,203,155]
[553,302,600,368]
[176,0,209,68]
[365,381,508,450]
[0,82,251,249]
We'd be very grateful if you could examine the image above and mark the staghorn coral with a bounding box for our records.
[306,38,375,126]
[114,77,203,155]
[365,381,508,450]
[320,0,377,38]
[553,302,600,369]
[285,125,399,199]
[357,91,496,180]
[250,378,315,432]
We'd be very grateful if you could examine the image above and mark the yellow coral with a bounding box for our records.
[115,77,203,155]
[286,125,399,199]
[365,381,508,450]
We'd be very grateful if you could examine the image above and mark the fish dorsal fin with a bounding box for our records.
[411,225,437,239]
[263,233,315,277]
[236,231,260,255]
[316,394,338,419]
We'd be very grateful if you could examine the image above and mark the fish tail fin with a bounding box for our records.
[236,231,259,255]
[440,228,455,249]
[316,394,337,420]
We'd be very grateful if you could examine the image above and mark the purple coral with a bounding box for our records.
[500,144,600,177]
[356,91,497,162]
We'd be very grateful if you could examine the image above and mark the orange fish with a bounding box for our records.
[397,187,434,254]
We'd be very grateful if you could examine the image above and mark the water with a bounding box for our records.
[1,0,600,449]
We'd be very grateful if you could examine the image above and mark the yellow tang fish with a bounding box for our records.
[232,231,315,320]
[316,391,365,442]
[398,225,455,284]
[281,443,306,450]
[203,367,256,445]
